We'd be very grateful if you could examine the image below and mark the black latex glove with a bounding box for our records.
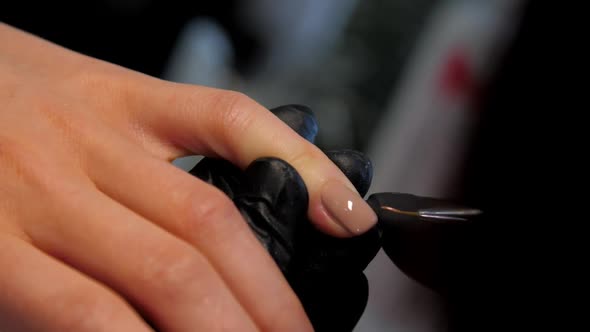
[189,105,381,332]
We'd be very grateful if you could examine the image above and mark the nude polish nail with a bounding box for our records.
[320,180,378,235]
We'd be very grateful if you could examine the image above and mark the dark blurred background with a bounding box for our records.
[2,1,560,331]
[1,0,440,152]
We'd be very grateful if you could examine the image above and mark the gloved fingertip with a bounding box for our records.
[270,104,319,143]
[326,149,373,197]
[273,104,314,116]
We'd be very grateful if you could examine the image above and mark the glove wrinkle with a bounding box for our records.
[236,198,296,274]
[189,158,243,198]
[236,158,309,274]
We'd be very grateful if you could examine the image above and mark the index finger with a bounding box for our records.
[137,82,377,238]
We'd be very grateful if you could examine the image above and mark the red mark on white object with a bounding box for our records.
[438,47,476,100]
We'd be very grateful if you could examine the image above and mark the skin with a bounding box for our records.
[0,23,371,331]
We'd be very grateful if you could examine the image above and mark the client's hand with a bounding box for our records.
[1,23,376,332]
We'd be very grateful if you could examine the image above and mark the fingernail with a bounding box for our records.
[320,180,378,235]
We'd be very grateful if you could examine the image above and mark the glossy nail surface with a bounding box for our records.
[320,180,377,235]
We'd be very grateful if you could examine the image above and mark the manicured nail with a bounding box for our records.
[320,180,378,235]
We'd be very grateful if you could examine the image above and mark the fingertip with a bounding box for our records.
[283,148,377,238]
[240,158,309,240]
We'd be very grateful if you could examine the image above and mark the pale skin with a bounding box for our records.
[0,23,377,331]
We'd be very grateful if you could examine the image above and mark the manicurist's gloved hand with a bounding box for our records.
[0,23,376,332]
[367,192,481,295]
[190,105,381,332]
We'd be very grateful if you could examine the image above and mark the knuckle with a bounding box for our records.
[142,247,205,301]
[211,91,258,137]
[179,187,238,236]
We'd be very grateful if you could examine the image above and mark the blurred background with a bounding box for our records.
[2,0,547,330]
